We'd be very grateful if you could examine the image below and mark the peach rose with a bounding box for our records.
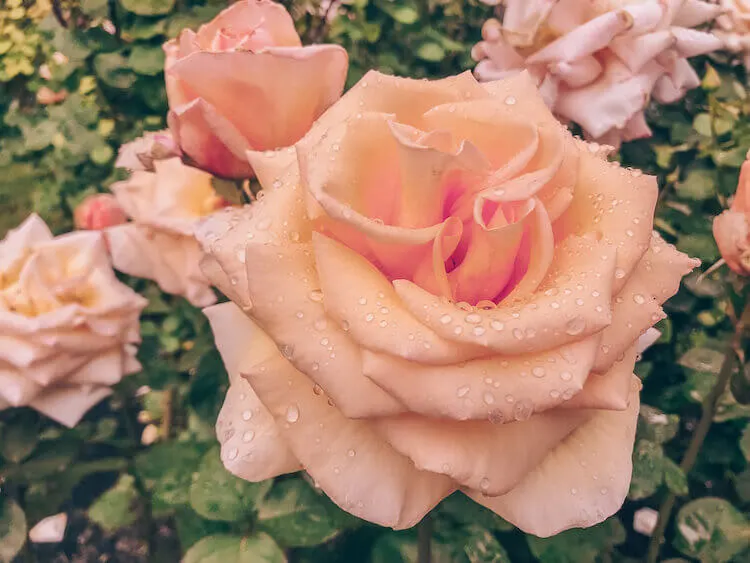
[472,0,722,145]
[196,71,698,536]
[105,158,226,307]
[0,215,146,427]
[164,0,348,179]
[74,194,128,231]
[114,130,180,172]
[712,0,750,68]
[713,153,750,274]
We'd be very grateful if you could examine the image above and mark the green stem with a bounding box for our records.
[646,303,748,562]
[417,514,432,563]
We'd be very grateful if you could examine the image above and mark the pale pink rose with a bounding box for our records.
[105,158,226,307]
[74,194,127,231]
[164,0,348,179]
[712,0,750,67]
[472,0,723,145]
[713,154,750,274]
[195,71,699,535]
[115,130,180,172]
[0,215,147,427]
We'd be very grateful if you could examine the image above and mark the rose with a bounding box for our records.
[713,0,750,67]
[105,157,227,307]
[74,194,127,231]
[0,214,146,427]
[713,152,750,274]
[196,71,698,535]
[164,0,348,179]
[472,0,722,145]
[114,130,180,172]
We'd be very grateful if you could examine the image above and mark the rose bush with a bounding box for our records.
[196,70,698,536]
[164,0,349,178]
[472,0,722,145]
[0,215,146,427]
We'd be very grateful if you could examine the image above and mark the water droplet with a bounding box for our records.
[480,478,491,490]
[365,313,374,322]
[380,307,390,314]
[242,430,255,443]
[358,297,367,305]
[279,344,295,360]
[532,367,545,378]
[560,371,573,381]
[473,326,486,336]
[491,320,504,331]
[286,404,300,423]
[575,298,584,306]
[465,313,482,324]
[488,409,504,424]
[440,314,452,324]
[457,385,470,398]
[600,487,608,495]
[565,317,586,336]
[453,326,463,335]
[313,384,323,395]
[314,318,328,331]
[550,301,560,309]
[295,311,305,319]
[256,218,271,231]
[504,95,517,105]
[513,400,533,421]
[320,337,330,346]
[227,448,239,461]
[242,410,253,421]
[633,293,645,304]
[347,449,356,457]
[513,328,524,340]
[571,487,578,495]
[309,289,324,303]
[378,320,387,327]
[505,394,515,403]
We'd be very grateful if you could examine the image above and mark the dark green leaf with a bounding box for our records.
[182,533,285,563]
[0,498,26,563]
[88,474,140,532]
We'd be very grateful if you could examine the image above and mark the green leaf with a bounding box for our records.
[135,442,206,513]
[663,458,689,496]
[629,440,665,500]
[189,448,271,522]
[678,348,725,375]
[730,363,750,405]
[257,479,345,547]
[693,113,712,137]
[740,423,750,462]
[128,45,165,76]
[0,411,39,463]
[88,474,140,532]
[458,525,511,563]
[416,42,445,62]
[119,0,175,16]
[676,168,717,201]
[94,52,138,89]
[371,532,453,563]
[182,533,286,563]
[437,492,512,532]
[527,518,625,563]
[638,405,679,444]
[674,498,750,563]
[0,499,26,563]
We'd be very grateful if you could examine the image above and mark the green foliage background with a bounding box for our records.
[1,0,750,561]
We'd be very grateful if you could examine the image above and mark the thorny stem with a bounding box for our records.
[646,301,750,563]
[417,514,433,563]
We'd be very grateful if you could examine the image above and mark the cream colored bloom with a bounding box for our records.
[197,71,698,536]
[472,0,723,145]
[712,0,750,67]
[0,215,146,427]
[106,157,227,307]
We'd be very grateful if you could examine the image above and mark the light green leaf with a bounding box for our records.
[674,498,750,563]
[527,517,625,563]
[119,0,175,16]
[128,45,165,76]
[135,442,206,513]
[183,533,286,563]
[0,498,26,563]
[189,448,271,522]
[629,440,665,500]
[94,52,138,89]
[676,168,717,201]
[88,474,140,532]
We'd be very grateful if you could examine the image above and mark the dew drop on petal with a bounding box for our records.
[285,404,300,423]
[440,314,452,325]
[242,410,253,421]
[242,430,255,443]
[457,385,470,398]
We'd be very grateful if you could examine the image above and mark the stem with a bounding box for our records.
[417,514,432,563]
[160,385,175,440]
[646,303,748,563]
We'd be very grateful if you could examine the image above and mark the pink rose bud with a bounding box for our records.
[713,154,750,275]
[163,0,348,179]
[74,194,127,231]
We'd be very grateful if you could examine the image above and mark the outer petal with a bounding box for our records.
[106,224,216,307]
[593,232,699,372]
[168,46,348,151]
[196,0,302,48]
[205,302,300,481]
[242,333,455,529]
[468,376,641,537]
[713,209,750,274]
[375,409,589,496]
[29,385,113,428]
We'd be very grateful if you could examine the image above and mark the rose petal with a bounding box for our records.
[375,409,589,496]
[30,385,113,428]
[467,376,641,537]
[561,345,638,411]
[242,338,455,529]
[204,302,300,480]
[362,335,600,421]
[593,232,699,372]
